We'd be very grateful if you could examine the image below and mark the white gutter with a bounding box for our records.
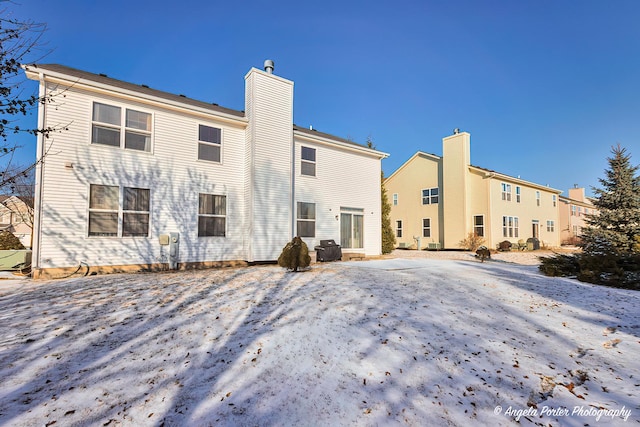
[294,131,389,159]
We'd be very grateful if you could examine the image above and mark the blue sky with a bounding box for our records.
[9,0,640,196]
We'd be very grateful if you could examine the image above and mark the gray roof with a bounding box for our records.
[29,64,246,118]
[30,64,378,152]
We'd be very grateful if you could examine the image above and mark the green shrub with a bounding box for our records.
[277,236,311,272]
[0,231,25,250]
[538,254,580,277]
[540,252,640,290]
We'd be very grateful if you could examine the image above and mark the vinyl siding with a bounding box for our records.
[244,69,293,261]
[295,138,382,255]
[385,153,443,249]
[37,82,246,269]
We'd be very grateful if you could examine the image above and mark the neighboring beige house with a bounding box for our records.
[0,195,33,248]
[385,131,562,250]
[559,186,596,245]
[24,61,387,279]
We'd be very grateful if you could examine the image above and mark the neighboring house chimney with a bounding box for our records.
[568,186,586,203]
[442,130,471,249]
[244,60,294,262]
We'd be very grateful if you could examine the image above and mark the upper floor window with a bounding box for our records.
[92,102,152,152]
[552,195,557,207]
[297,202,316,237]
[198,125,222,162]
[421,188,439,205]
[515,186,521,203]
[571,205,577,216]
[501,183,512,201]
[392,193,398,206]
[198,194,226,236]
[536,191,541,206]
[301,146,316,176]
[89,184,150,237]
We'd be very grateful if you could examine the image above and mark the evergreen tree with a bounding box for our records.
[381,171,396,254]
[581,145,640,255]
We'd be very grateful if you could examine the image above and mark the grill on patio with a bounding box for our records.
[314,239,342,262]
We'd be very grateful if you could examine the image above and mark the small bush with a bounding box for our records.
[459,232,485,252]
[539,252,640,290]
[539,254,580,277]
[277,236,311,272]
[0,231,25,250]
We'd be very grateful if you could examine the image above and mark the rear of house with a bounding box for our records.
[385,131,561,250]
[25,62,387,279]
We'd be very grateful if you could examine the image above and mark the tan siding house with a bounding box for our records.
[385,131,562,250]
[559,187,596,244]
[25,62,387,278]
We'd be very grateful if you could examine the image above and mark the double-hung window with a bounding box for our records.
[297,202,315,237]
[89,184,150,237]
[123,188,150,236]
[546,220,555,232]
[198,194,226,236]
[92,102,152,151]
[501,183,512,201]
[515,186,521,203]
[393,193,398,206]
[422,218,431,238]
[396,220,403,238]
[301,147,316,176]
[552,195,557,207]
[536,191,541,206]
[198,125,222,162]
[421,188,439,205]
[473,215,484,237]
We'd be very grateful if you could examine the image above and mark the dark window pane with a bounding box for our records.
[199,194,226,215]
[301,146,315,161]
[123,213,149,236]
[93,103,121,125]
[124,188,150,211]
[297,220,315,237]
[125,131,150,151]
[126,110,151,131]
[199,125,221,144]
[89,212,118,236]
[198,143,221,162]
[92,125,120,147]
[198,216,225,236]
[297,202,315,220]
[90,185,119,210]
[301,161,315,176]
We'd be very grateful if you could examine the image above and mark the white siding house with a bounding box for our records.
[25,62,387,279]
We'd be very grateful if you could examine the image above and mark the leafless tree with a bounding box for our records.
[0,7,65,192]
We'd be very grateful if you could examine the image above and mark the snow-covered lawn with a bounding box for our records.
[0,251,638,426]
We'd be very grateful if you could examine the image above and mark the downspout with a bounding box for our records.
[32,74,46,275]
[291,136,296,239]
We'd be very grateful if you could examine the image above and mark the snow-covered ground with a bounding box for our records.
[0,250,638,426]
